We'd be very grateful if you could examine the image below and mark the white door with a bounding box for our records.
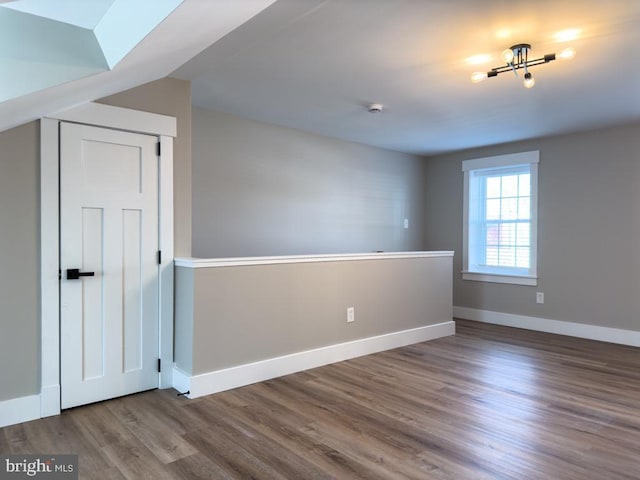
[60,123,160,409]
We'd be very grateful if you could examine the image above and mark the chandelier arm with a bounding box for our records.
[488,55,556,77]
[526,56,556,67]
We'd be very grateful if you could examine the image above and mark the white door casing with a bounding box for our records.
[60,123,159,409]
[40,102,176,418]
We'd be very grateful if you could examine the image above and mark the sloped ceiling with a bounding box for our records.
[0,0,277,133]
[0,0,184,103]
[3,0,115,28]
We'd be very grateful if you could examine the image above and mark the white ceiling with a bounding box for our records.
[172,0,640,155]
[2,0,639,155]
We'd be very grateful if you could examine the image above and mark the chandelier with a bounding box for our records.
[471,43,575,88]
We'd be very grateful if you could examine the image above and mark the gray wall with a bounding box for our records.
[192,107,426,257]
[424,123,640,331]
[0,122,40,401]
[98,77,192,257]
[174,266,195,374]
[175,256,452,375]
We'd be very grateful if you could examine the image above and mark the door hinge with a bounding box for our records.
[157,358,161,373]
[157,141,161,156]
[157,250,162,265]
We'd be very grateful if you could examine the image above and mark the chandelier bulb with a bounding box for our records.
[470,71,488,83]
[502,48,515,64]
[523,72,535,88]
[558,47,576,60]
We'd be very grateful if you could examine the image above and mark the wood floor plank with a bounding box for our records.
[28,413,114,477]
[100,437,178,480]
[106,395,198,464]
[69,402,135,449]
[184,400,333,480]
[190,394,345,480]
[2,423,29,453]
[202,388,389,479]
[181,427,290,480]
[120,389,204,436]
[83,466,128,480]
[166,452,237,480]
[267,374,510,479]
[2,319,640,479]
[0,428,10,454]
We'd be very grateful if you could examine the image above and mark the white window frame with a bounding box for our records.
[462,150,539,286]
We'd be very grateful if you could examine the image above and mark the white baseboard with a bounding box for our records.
[172,367,191,395]
[173,321,455,399]
[40,384,60,418]
[453,306,640,347]
[0,394,41,428]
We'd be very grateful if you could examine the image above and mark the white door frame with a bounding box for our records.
[40,102,176,418]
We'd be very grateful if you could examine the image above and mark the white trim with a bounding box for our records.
[40,385,60,418]
[462,150,539,171]
[173,321,455,399]
[40,118,61,418]
[50,102,177,137]
[461,272,537,286]
[0,394,41,428]
[175,251,454,269]
[158,135,175,388]
[172,367,191,395]
[41,102,176,418]
[453,306,640,347]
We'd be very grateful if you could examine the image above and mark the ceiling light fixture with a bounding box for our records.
[471,43,575,88]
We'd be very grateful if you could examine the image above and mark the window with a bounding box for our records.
[462,151,538,286]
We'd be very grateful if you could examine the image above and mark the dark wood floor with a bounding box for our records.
[3,320,640,479]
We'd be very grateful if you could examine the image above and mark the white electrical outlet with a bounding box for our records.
[536,292,544,304]
[347,307,355,323]
[403,218,409,229]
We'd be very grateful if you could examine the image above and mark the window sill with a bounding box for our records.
[462,271,537,286]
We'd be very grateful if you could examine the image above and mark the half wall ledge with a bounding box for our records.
[173,251,455,398]
[174,250,454,268]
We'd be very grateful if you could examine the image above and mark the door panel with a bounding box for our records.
[122,208,143,373]
[81,207,105,381]
[60,123,159,409]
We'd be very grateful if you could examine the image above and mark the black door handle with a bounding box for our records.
[66,268,95,280]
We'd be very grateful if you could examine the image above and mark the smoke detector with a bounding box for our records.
[367,103,384,113]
